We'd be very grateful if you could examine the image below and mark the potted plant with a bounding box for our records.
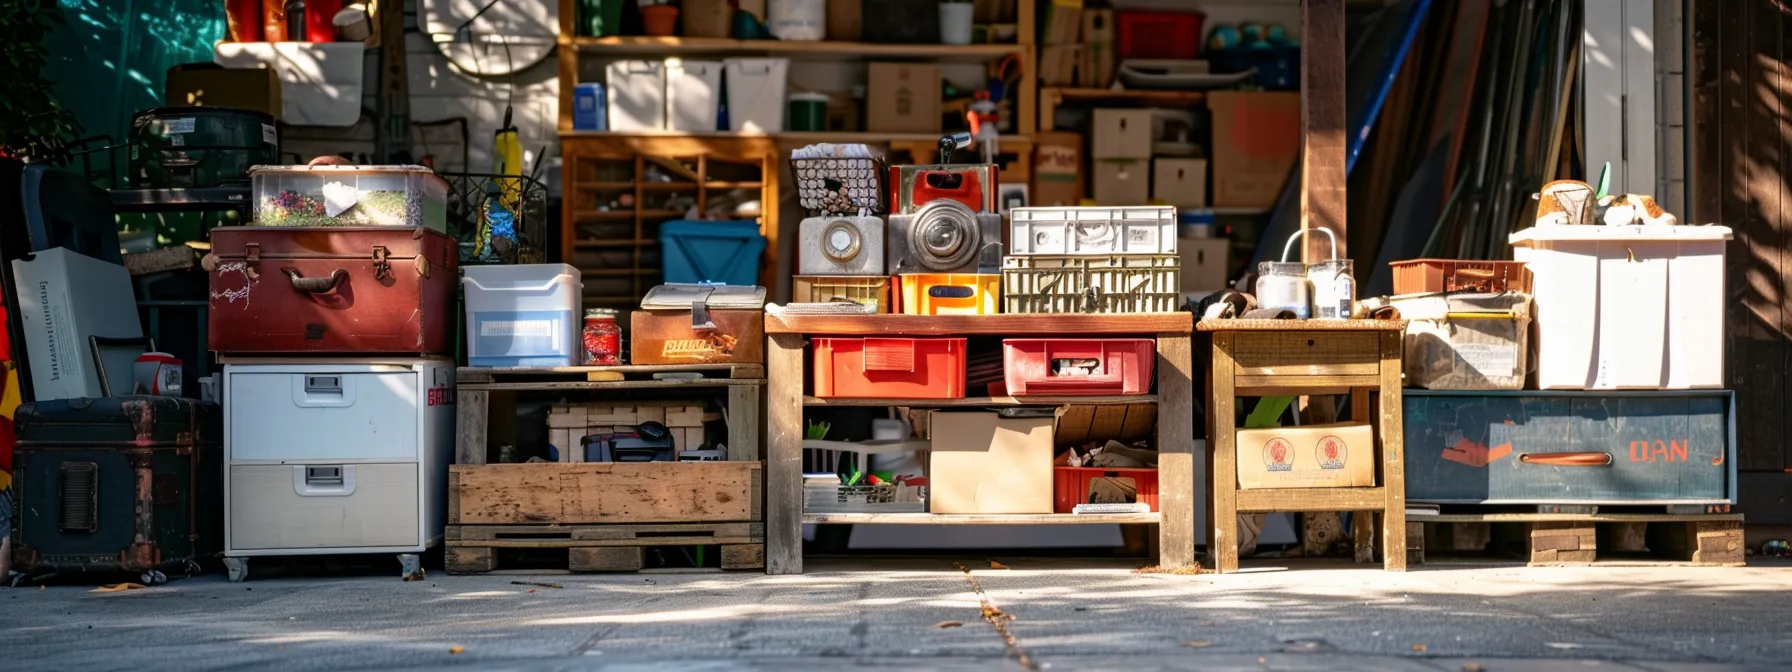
[0,2,81,159]
[639,0,680,37]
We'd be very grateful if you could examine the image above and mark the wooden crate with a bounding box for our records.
[446,522,765,574]
[449,462,763,525]
[1404,513,1744,567]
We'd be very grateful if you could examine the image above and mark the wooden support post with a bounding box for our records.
[765,333,806,574]
[1209,332,1240,573]
[456,389,490,465]
[1378,331,1408,570]
[727,384,763,462]
[1530,522,1598,565]
[1690,520,1744,566]
[1156,334,1197,569]
[1301,0,1348,263]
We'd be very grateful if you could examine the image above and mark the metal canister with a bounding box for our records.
[1300,227,1355,320]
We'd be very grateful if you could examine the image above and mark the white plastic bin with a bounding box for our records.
[462,264,583,367]
[606,60,667,131]
[725,58,790,133]
[1509,224,1732,389]
[666,59,723,132]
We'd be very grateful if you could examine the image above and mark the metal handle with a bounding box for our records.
[1518,452,1613,467]
[928,285,976,299]
[1280,226,1340,263]
[285,268,347,294]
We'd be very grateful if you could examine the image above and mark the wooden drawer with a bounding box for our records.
[1231,331,1381,377]
[449,462,763,525]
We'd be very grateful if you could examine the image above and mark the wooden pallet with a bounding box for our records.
[445,522,765,574]
[1404,512,1745,567]
[459,363,765,385]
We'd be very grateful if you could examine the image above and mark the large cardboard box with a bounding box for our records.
[1236,422,1376,490]
[1091,109,1153,159]
[1179,237,1231,291]
[1152,157,1207,209]
[1210,91,1301,208]
[929,412,1054,514]
[1032,132,1084,206]
[165,64,282,119]
[1092,159,1149,205]
[867,63,942,134]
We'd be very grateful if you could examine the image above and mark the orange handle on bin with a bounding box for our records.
[1518,452,1613,467]
[861,338,917,373]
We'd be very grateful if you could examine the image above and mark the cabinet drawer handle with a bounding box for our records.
[1518,452,1613,467]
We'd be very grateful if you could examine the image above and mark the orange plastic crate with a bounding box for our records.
[1389,259,1533,295]
[1053,466,1160,513]
[812,337,967,399]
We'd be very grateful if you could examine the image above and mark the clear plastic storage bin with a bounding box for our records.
[250,165,449,231]
[462,264,583,367]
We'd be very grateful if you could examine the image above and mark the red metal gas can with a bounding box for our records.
[207,226,457,354]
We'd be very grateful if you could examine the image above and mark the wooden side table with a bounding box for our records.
[1199,319,1408,572]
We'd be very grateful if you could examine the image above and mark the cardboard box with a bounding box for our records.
[1092,159,1149,205]
[1078,9,1116,89]
[825,0,861,40]
[1179,237,1232,292]
[629,309,766,365]
[1032,132,1084,206]
[867,63,942,134]
[1210,91,1301,208]
[1152,157,1208,209]
[1236,422,1376,490]
[1040,45,1081,87]
[1091,109,1153,159]
[164,64,282,119]
[1042,0,1085,44]
[929,412,1054,514]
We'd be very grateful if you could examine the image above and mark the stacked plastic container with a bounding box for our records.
[1001,206,1182,314]
[602,57,789,133]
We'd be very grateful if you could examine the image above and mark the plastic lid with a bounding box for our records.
[641,283,768,310]
[789,92,830,103]
[584,308,618,319]
[1509,224,1733,243]
[247,164,435,175]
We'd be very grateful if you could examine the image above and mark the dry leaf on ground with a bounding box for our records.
[91,583,147,593]
[1462,664,1484,672]
[1183,641,1213,649]
[449,646,465,654]
[934,621,964,629]
[1412,644,1428,652]
[988,560,1010,570]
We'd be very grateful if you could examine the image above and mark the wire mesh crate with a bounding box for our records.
[1001,254,1181,314]
[439,171,550,266]
[803,481,926,513]
[791,146,886,214]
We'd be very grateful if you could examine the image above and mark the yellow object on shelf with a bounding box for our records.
[896,273,1000,315]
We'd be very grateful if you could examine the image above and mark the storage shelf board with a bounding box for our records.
[567,35,1025,60]
[801,512,1161,525]
[765,313,1193,335]
[803,395,1157,407]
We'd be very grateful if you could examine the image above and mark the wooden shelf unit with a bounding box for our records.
[764,312,1197,575]
[562,35,1027,60]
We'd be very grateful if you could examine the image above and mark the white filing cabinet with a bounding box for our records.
[221,358,454,580]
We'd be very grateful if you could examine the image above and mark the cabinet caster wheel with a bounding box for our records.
[399,553,424,581]
[224,557,249,583]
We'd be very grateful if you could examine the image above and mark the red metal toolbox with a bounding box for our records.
[1053,466,1160,513]
[813,337,967,399]
[207,226,457,354]
[1002,338,1154,396]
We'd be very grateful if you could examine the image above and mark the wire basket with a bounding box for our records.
[438,171,550,266]
[803,482,926,513]
[792,155,887,215]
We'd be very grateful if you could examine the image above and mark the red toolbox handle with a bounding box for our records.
[861,338,917,373]
[284,268,348,294]
[1518,452,1613,467]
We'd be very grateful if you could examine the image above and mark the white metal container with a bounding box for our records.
[605,60,667,131]
[462,264,583,367]
[724,58,789,133]
[665,59,722,132]
[223,358,454,558]
[1009,206,1177,256]
[1510,224,1732,389]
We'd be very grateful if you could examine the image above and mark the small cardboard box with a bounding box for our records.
[1178,237,1231,292]
[1210,91,1301,208]
[929,412,1054,514]
[165,64,282,119]
[1152,157,1208,209]
[1091,109,1153,160]
[1078,9,1116,88]
[1236,422,1376,490]
[630,284,767,365]
[867,63,942,134]
[1032,132,1084,206]
[1092,159,1149,205]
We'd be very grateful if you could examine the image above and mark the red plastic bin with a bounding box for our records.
[813,337,967,399]
[1389,259,1533,295]
[1002,338,1155,396]
[1117,11,1206,60]
[1054,467,1160,513]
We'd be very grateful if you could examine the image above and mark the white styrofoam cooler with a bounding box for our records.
[1509,225,1732,389]
[666,59,723,132]
[462,264,583,367]
[1009,206,1177,255]
[725,58,789,133]
[223,359,455,556]
[606,60,667,131]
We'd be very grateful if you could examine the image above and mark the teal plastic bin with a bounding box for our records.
[660,220,766,286]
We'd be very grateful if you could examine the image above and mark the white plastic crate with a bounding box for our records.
[666,59,722,132]
[606,60,667,131]
[1009,206,1177,255]
[462,264,583,367]
[1001,254,1181,314]
[724,58,789,133]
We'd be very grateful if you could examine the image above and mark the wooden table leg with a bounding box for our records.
[1379,332,1408,571]
[456,389,490,466]
[1210,333,1240,573]
[727,384,763,462]
[1156,334,1196,569]
[766,333,805,575]
[1351,387,1375,563]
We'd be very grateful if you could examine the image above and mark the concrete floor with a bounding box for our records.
[2,558,1789,671]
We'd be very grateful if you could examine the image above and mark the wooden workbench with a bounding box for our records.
[763,312,1197,575]
[1199,318,1408,572]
